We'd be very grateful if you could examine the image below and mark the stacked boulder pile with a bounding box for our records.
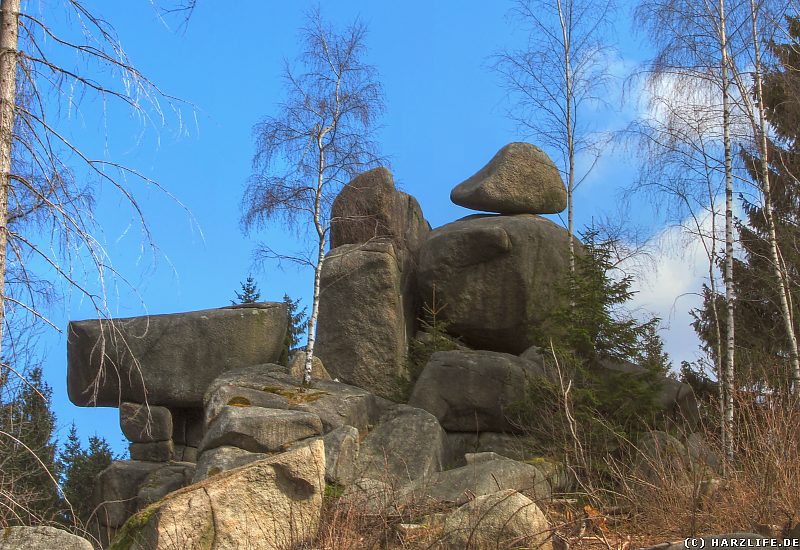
[63,143,704,549]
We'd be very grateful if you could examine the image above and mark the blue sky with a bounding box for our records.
[31,0,708,454]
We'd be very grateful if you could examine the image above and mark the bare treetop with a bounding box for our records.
[243,10,384,239]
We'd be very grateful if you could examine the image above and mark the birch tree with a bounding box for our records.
[493,0,615,273]
[242,9,383,385]
[634,0,753,462]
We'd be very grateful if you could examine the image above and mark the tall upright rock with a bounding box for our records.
[317,168,430,398]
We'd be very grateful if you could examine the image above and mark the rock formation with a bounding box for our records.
[59,143,704,549]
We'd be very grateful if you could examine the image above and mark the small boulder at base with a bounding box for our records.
[450,142,566,215]
[407,454,550,506]
[0,526,93,550]
[442,489,552,550]
[93,460,164,528]
[417,215,571,354]
[358,404,447,483]
[109,440,326,550]
[67,303,288,407]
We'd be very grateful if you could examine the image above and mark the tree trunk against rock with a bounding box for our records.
[0,0,19,362]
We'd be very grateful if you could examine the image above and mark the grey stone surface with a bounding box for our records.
[204,383,290,427]
[119,402,172,443]
[67,303,288,407]
[358,404,447,483]
[129,440,174,462]
[316,242,407,399]
[0,526,93,550]
[93,460,163,528]
[193,445,268,483]
[687,432,721,472]
[451,142,566,215]
[200,405,322,454]
[113,440,325,550]
[409,350,547,433]
[288,350,331,381]
[417,214,572,354]
[407,455,550,506]
[205,365,385,434]
[136,463,196,508]
[330,167,430,257]
[442,489,552,550]
[322,425,360,486]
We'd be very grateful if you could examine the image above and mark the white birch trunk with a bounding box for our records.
[0,0,19,362]
[719,0,735,463]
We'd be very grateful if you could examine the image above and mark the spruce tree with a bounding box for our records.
[280,294,307,366]
[232,275,262,304]
[59,424,113,527]
[0,366,62,524]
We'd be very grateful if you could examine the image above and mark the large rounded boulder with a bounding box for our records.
[417,214,571,354]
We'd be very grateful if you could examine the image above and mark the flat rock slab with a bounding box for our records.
[193,445,268,483]
[67,303,288,407]
[0,526,93,550]
[200,405,322,454]
[451,142,566,215]
[110,440,326,550]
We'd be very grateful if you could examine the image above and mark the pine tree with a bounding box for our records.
[280,294,307,366]
[539,228,660,364]
[232,275,262,304]
[0,366,62,525]
[59,424,113,527]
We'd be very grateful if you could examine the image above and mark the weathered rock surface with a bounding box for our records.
[171,407,204,448]
[0,526,93,550]
[330,167,430,258]
[442,489,552,550]
[340,478,394,515]
[687,432,721,473]
[193,445,268,483]
[204,383,290,427]
[205,365,387,434]
[407,455,550,506]
[288,350,331,381]
[68,303,288,407]
[445,431,539,467]
[200,405,322,454]
[94,460,164,528]
[450,142,566,215]
[321,425,360,485]
[110,440,326,550]
[136,463,196,507]
[358,405,447,483]
[316,242,408,399]
[409,350,546,433]
[129,440,174,462]
[120,402,172,442]
[417,214,571,354]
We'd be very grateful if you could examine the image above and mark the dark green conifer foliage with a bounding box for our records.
[0,366,62,524]
[232,275,262,304]
[693,17,800,392]
[281,294,307,366]
[59,424,113,527]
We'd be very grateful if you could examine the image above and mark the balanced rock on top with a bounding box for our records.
[450,142,567,214]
